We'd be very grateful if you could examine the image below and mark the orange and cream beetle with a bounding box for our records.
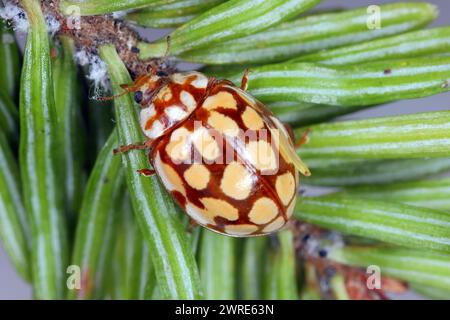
[114,69,310,237]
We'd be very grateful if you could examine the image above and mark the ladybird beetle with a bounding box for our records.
[113,70,310,237]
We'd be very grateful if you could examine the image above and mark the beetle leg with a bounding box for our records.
[295,129,311,149]
[97,83,138,101]
[113,142,148,154]
[137,168,156,177]
[187,218,198,233]
[164,35,171,58]
[241,68,250,91]
[148,36,172,76]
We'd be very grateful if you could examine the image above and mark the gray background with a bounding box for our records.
[1,0,449,299]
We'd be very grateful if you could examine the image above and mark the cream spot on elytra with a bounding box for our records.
[171,73,188,84]
[202,91,237,110]
[225,224,258,236]
[245,140,278,172]
[262,216,285,233]
[180,90,197,111]
[185,202,213,225]
[200,197,239,221]
[154,152,186,196]
[192,128,220,161]
[276,172,296,206]
[158,86,173,101]
[165,106,188,121]
[165,127,191,162]
[191,74,208,88]
[220,162,253,200]
[242,106,264,130]
[248,197,278,225]
[140,106,156,136]
[144,120,164,139]
[207,111,240,137]
[184,164,210,190]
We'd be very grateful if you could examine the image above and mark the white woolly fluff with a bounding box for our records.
[304,236,321,257]
[87,56,109,89]
[75,50,110,91]
[74,50,90,66]
[45,15,61,36]
[0,3,28,32]
[0,3,60,35]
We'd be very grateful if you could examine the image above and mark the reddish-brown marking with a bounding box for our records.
[113,142,148,155]
[172,190,187,209]
[295,129,311,149]
[240,68,250,90]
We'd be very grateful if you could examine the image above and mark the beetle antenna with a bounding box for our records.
[96,91,128,101]
[96,84,136,101]
[164,35,171,59]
